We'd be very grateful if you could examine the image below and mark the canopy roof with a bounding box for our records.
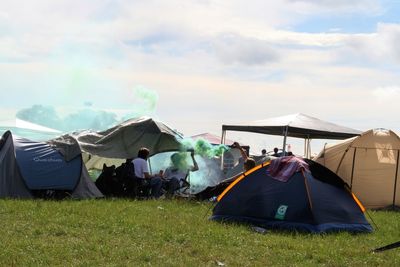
[66,117,184,159]
[222,113,362,140]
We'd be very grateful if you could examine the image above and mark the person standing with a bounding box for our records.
[231,142,256,172]
[131,147,163,198]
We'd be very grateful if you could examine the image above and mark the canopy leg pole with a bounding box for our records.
[282,126,288,156]
[220,130,227,170]
[221,130,226,144]
[148,157,152,175]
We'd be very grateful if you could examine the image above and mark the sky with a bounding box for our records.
[1,0,399,155]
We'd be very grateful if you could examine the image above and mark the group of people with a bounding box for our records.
[127,143,294,199]
[129,142,255,199]
[130,147,199,198]
[261,147,293,157]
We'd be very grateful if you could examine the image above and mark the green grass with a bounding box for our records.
[0,199,399,266]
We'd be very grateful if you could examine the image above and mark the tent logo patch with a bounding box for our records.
[275,205,288,220]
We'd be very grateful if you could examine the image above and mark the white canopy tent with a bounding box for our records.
[221,113,362,158]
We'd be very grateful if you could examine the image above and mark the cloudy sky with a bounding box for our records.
[1,0,399,153]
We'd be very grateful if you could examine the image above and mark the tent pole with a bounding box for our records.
[392,150,400,208]
[308,138,312,159]
[350,148,357,190]
[282,126,288,155]
[304,139,307,158]
[373,240,400,253]
[148,157,153,175]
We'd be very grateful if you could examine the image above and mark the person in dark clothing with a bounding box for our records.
[272,147,280,157]
[261,149,267,156]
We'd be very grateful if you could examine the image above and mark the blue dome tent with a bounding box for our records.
[0,131,102,199]
[211,157,372,233]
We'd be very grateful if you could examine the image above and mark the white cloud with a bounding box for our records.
[212,34,279,65]
[0,0,389,67]
[342,23,400,65]
[1,0,400,145]
[286,0,383,14]
[0,1,333,63]
[372,86,400,102]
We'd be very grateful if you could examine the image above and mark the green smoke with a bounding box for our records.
[134,86,158,111]
[16,105,60,129]
[181,138,228,158]
[122,86,159,120]
[16,105,118,132]
[15,86,159,133]
[66,67,90,94]
[170,152,189,171]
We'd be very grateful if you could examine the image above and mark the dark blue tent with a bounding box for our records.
[0,131,102,199]
[211,157,372,233]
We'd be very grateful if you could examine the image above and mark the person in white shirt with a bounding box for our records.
[162,151,199,196]
[131,147,163,198]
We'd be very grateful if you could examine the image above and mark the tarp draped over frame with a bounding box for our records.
[67,117,184,159]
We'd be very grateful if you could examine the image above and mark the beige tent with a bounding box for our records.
[314,129,400,209]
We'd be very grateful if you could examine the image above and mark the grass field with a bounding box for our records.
[0,199,399,266]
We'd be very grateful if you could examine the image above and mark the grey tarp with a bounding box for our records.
[222,113,362,139]
[70,117,184,159]
[47,134,82,161]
